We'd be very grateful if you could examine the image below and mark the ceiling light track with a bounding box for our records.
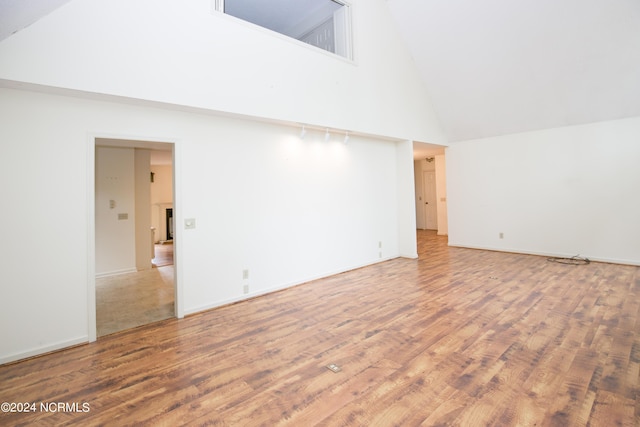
[298,124,352,144]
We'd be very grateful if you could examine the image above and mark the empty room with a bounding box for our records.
[0,0,638,425]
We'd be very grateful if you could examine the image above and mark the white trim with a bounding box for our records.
[212,0,224,14]
[334,2,353,60]
[172,141,185,319]
[86,137,97,342]
[184,255,400,316]
[0,336,88,365]
[211,0,355,63]
[400,252,419,259]
[88,133,183,341]
[447,242,640,267]
[95,268,138,279]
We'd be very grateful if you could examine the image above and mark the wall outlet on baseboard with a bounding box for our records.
[243,284,249,294]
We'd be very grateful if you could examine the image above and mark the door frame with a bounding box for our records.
[87,133,183,342]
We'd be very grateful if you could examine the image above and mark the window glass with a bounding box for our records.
[219,0,352,59]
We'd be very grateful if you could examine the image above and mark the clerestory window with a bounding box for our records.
[216,0,353,60]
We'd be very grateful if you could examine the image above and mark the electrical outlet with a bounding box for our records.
[499,232,504,239]
[379,251,382,258]
[243,284,249,294]
[242,269,249,280]
[326,363,341,373]
[378,241,382,248]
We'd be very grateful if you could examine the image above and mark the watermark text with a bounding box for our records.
[1,402,90,413]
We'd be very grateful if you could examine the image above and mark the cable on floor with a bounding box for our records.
[547,254,590,265]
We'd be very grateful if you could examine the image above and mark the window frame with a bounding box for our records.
[213,0,354,61]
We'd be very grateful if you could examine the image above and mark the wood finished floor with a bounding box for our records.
[1,231,638,426]
[152,241,174,268]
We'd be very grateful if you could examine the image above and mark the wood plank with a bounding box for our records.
[0,230,638,426]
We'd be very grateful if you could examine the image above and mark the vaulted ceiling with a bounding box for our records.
[1,0,639,145]
[0,0,71,41]
[387,0,640,142]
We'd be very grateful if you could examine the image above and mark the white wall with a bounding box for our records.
[0,87,413,363]
[0,0,446,145]
[134,149,152,271]
[447,117,640,265]
[396,141,417,258]
[435,154,448,236]
[0,0,442,363]
[180,117,403,314]
[95,146,136,276]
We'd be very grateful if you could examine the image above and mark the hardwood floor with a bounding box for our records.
[152,241,174,268]
[1,231,638,426]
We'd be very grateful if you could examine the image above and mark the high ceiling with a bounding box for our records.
[0,0,71,41]
[1,0,639,145]
[387,0,640,142]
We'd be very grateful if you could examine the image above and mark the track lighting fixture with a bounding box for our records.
[297,124,350,146]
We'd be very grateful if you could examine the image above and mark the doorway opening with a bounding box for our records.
[412,144,448,238]
[93,138,176,337]
[165,208,174,241]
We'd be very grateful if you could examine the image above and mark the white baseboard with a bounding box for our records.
[185,255,401,316]
[1,336,88,365]
[400,252,419,259]
[95,268,137,279]
[447,242,640,267]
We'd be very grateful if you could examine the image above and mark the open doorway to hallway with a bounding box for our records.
[413,142,448,237]
[94,138,175,337]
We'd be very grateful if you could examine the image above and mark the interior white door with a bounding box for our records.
[423,171,438,230]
